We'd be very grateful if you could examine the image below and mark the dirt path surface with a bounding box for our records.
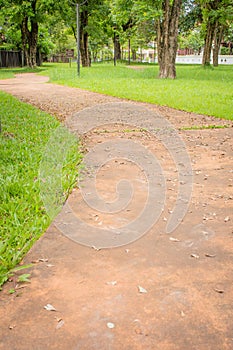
[0,73,233,350]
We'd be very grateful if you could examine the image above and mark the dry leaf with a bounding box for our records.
[56,319,64,330]
[44,304,57,311]
[15,284,28,290]
[32,258,48,263]
[190,253,200,259]
[8,325,16,330]
[138,286,148,294]
[205,253,216,258]
[169,237,180,242]
[214,288,224,294]
[106,281,117,286]
[92,246,101,251]
[107,322,115,329]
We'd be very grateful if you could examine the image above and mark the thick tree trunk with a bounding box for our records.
[213,23,224,67]
[80,9,90,67]
[28,21,38,68]
[202,20,216,66]
[114,34,121,60]
[20,10,38,68]
[157,0,182,79]
[80,30,90,67]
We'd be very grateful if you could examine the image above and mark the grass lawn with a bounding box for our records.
[0,66,41,79]
[37,62,233,120]
[0,91,81,287]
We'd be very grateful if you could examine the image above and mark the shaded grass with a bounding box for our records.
[0,66,46,79]
[0,92,81,286]
[39,62,233,120]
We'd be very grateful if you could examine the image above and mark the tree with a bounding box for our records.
[109,0,136,60]
[157,0,182,78]
[213,23,226,66]
[0,0,62,67]
[61,0,108,67]
[200,0,233,66]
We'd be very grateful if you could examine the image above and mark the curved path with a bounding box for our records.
[0,74,232,350]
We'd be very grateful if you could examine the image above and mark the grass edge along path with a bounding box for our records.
[38,62,233,121]
[0,91,82,287]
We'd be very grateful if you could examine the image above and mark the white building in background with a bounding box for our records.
[137,47,233,65]
[175,55,233,65]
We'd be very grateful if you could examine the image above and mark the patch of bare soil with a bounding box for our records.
[0,73,232,350]
[126,65,146,70]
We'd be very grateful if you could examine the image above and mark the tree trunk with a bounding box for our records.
[20,18,29,67]
[157,0,182,79]
[132,49,136,61]
[28,20,38,68]
[20,8,38,68]
[80,30,90,67]
[213,23,224,67]
[80,8,90,67]
[114,34,121,60]
[202,20,215,66]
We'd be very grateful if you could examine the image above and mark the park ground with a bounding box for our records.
[0,71,232,349]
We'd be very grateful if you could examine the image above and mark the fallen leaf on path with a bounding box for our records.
[107,322,115,329]
[138,286,148,294]
[15,284,28,290]
[214,288,224,294]
[44,304,57,311]
[190,254,200,259]
[92,246,101,251]
[56,319,64,330]
[8,325,16,330]
[205,253,216,258]
[106,281,117,286]
[32,258,48,263]
[169,237,180,242]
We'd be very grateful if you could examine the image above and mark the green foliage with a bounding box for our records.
[40,62,233,120]
[179,28,204,53]
[0,91,82,286]
[220,46,230,55]
[38,26,56,56]
[179,0,203,34]
[17,273,31,283]
[109,0,158,48]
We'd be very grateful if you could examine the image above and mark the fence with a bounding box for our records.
[49,55,70,63]
[0,50,22,68]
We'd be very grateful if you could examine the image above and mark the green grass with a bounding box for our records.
[0,66,45,79]
[181,124,230,130]
[0,91,81,286]
[38,62,233,120]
